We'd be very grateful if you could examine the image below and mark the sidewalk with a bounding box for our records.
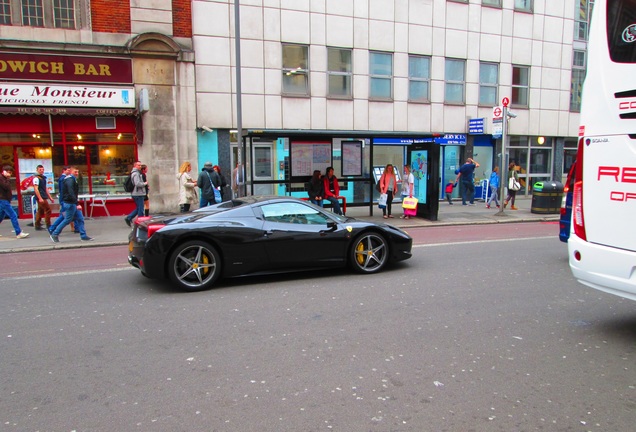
[0,197,558,254]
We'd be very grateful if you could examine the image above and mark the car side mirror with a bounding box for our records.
[326,221,337,231]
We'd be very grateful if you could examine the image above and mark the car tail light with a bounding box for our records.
[146,223,165,238]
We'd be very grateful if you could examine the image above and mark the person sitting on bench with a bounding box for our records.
[322,167,343,215]
[307,170,324,207]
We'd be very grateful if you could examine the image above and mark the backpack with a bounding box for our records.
[123,174,134,192]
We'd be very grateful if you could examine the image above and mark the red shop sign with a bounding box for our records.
[0,51,133,85]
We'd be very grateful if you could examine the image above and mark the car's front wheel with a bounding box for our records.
[168,240,221,291]
[350,232,388,274]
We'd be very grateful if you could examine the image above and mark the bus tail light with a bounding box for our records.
[572,180,587,241]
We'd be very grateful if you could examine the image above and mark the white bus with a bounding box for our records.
[568,0,636,301]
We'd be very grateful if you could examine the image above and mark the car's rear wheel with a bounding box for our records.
[350,232,388,274]
[168,240,221,291]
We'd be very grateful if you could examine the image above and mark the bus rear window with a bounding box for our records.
[607,0,636,63]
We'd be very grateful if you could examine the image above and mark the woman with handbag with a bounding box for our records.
[177,161,198,213]
[504,162,520,210]
[379,164,397,219]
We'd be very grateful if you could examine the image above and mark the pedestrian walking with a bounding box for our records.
[379,164,397,218]
[50,166,77,234]
[124,161,147,227]
[49,167,93,242]
[457,158,480,206]
[445,181,456,205]
[177,161,198,213]
[197,162,221,208]
[486,166,500,209]
[33,164,55,231]
[141,164,150,216]
[504,162,520,210]
[0,165,29,239]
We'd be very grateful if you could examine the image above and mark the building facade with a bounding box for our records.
[0,0,196,217]
[193,0,585,203]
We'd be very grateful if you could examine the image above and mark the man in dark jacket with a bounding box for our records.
[49,167,93,243]
[197,162,221,207]
[0,165,29,239]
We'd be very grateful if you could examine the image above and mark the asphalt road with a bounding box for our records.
[1,224,634,431]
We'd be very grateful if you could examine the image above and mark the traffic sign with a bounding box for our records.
[502,97,510,107]
[493,106,503,119]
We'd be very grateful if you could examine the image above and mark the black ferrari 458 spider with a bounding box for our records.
[128,196,412,291]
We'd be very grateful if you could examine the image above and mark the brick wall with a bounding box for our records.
[172,0,192,38]
[91,0,131,33]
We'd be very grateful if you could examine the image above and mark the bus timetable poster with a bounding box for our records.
[291,141,332,177]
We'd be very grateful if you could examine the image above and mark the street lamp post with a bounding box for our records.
[234,0,245,196]
[495,101,512,216]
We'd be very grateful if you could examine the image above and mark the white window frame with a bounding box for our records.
[2,0,84,29]
[282,43,310,97]
[514,0,533,12]
[327,47,352,99]
[444,58,465,104]
[511,65,529,107]
[479,62,499,106]
[408,55,431,103]
[369,51,393,101]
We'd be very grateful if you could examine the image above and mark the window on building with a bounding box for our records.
[514,0,533,11]
[0,0,10,25]
[445,58,465,104]
[2,0,80,28]
[511,66,529,107]
[408,55,431,102]
[574,0,595,41]
[479,62,498,106]
[282,44,309,96]
[369,51,393,100]
[482,0,502,6]
[22,0,44,26]
[53,0,74,29]
[327,47,352,99]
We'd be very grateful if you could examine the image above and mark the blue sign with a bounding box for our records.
[468,118,484,135]
[373,137,434,145]
[435,134,466,145]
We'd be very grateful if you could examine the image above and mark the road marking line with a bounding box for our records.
[413,236,554,248]
[1,267,136,281]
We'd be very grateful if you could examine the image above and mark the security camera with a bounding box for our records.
[200,126,213,133]
[507,111,518,118]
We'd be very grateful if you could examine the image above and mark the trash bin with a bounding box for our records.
[531,181,564,214]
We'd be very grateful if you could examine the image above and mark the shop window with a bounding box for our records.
[408,55,431,102]
[512,65,529,107]
[445,58,465,104]
[479,62,498,106]
[327,47,352,99]
[282,44,309,96]
[369,51,393,100]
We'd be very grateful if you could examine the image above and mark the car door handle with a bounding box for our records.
[264,230,274,237]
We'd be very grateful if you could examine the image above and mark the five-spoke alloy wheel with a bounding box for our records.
[350,232,388,273]
[168,240,221,291]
